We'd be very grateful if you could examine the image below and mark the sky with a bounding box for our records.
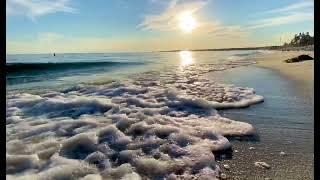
[6,0,314,54]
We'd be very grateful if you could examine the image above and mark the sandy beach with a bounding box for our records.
[211,52,314,179]
[252,51,314,86]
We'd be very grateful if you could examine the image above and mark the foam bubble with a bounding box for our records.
[85,151,111,170]
[6,154,40,174]
[101,163,135,179]
[135,157,170,177]
[60,133,97,159]
[80,174,103,180]
[6,59,263,179]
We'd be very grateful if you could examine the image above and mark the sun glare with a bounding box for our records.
[179,50,193,67]
[178,12,197,33]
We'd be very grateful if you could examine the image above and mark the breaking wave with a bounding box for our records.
[6,59,264,179]
[7,61,145,73]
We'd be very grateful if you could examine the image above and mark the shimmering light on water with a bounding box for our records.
[179,50,194,67]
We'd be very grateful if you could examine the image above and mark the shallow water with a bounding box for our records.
[6,50,313,179]
[212,65,313,152]
[210,65,313,179]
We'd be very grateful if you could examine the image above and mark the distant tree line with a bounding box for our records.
[283,32,314,47]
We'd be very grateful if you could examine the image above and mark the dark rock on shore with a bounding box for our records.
[284,54,313,63]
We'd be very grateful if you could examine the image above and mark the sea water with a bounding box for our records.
[6,50,311,179]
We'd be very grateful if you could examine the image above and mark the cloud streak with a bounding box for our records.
[6,0,76,19]
[139,0,207,31]
[139,0,249,39]
[263,1,313,14]
[248,1,313,29]
[207,24,249,39]
[248,12,313,29]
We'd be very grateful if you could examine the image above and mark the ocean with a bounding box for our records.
[6,51,262,91]
[6,50,313,179]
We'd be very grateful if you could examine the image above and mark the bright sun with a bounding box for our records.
[178,12,197,33]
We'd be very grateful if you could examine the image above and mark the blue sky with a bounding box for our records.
[6,0,314,53]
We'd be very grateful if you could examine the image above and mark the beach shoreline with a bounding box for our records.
[252,50,314,86]
[6,50,314,179]
[211,64,314,180]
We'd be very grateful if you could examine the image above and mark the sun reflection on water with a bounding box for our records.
[179,50,194,67]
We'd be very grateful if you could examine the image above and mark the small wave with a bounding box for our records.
[6,61,145,73]
[232,51,262,57]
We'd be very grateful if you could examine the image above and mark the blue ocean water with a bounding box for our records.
[6,52,156,90]
[6,50,262,91]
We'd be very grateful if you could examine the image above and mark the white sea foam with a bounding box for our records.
[6,60,263,179]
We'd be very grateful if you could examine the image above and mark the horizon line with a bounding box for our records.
[6,45,283,55]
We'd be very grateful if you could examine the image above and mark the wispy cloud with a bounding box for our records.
[139,0,249,39]
[6,0,76,19]
[207,24,249,39]
[139,0,207,31]
[248,12,313,29]
[263,1,313,14]
[248,1,313,29]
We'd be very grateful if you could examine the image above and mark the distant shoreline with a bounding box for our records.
[158,45,314,52]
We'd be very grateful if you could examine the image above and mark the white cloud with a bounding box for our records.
[6,0,76,19]
[139,0,207,31]
[248,1,313,29]
[139,0,249,39]
[263,1,313,14]
[248,12,313,29]
[207,24,249,39]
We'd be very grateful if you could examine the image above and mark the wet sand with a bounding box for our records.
[209,64,313,180]
[252,51,314,86]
